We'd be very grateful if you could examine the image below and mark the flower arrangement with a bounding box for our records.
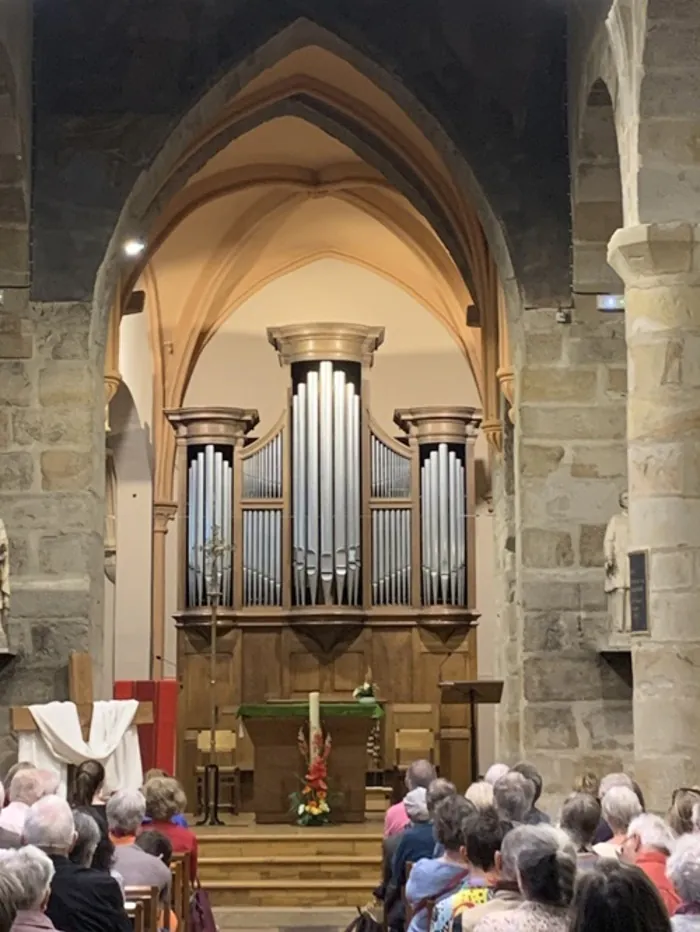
[290,725,332,826]
[353,667,376,700]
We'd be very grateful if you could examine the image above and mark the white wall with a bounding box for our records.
[111,310,154,681]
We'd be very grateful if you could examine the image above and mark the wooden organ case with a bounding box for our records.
[168,323,483,802]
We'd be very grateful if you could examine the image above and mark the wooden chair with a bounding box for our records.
[171,852,192,932]
[194,728,241,814]
[124,886,159,932]
[125,899,145,932]
[390,703,440,773]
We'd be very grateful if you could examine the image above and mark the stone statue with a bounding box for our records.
[0,518,9,650]
[604,491,630,632]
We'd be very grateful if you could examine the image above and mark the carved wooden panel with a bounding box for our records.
[241,629,283,700]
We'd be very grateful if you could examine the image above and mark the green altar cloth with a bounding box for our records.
[238,701,384,719]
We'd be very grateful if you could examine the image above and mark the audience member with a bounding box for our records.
[621,813,680,916]
[570,859,671,932]
[465,783,494,811]
[0,844,59,932]
[573,772,600,798]
[35,774,59,800]
[390,788,435,910]
[669,789,700,838]
[142,771,187,829]
[69,810,101,869]
[593,785,642,859]
[511,763,550,825]
[429,779,458,857]
[23,795,130,932]
[693,803,700,835]
[473,825,575,932]
[70,761,108,830]
[0,786,20,849]
[560,793,602,871]
[142,777,198,880]
[0,772,43,839]
[431,807,509,932]
[134,830,173,865]
[493,772,532,825]
[385,761,437,839]
[667,833,700,930]
[73,806,117,878]
[2,765,33,806]
[405,796,473,932]
[451,824,526,932]
[594,772,634,844]
[484,765,509,787]
[107,791,171,894]
[0,864,21,932]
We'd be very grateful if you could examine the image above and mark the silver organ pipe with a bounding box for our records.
[419,443,467,606]
[241,431,284,607]
[369,434,412,607]
[290,363,361,606]
[185,444,234,608]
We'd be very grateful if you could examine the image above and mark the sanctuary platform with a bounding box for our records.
[196,815,382,909]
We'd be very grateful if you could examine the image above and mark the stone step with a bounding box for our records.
[197,832,382,859]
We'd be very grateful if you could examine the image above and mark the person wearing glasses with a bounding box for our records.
[620,814,680,916]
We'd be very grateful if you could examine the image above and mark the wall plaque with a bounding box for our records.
[629,550,648,633]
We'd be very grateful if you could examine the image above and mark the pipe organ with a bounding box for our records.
[168,324,481,634]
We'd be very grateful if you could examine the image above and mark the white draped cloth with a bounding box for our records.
[18,700,143,797]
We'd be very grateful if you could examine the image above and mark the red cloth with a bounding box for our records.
[145,820,198,881]
[636,850,681,916]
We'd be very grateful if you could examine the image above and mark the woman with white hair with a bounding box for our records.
[475,825,576,932]
[668,834,700,929]
[592,785,642,860]
[466,782,494,811]
[0,772,43,839]
[0,845,59,932]
[621,813,680,916]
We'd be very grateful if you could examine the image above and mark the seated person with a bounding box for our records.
[134,832,177,932]
[0,786,20,850]
[69,762,109,833]
[0,772,43,839]
[431,807,508,932]
[0,863,21,932]
[22,795,131,932]
[70,809,122,894]
[142,778,198,881]
[0,843,60,932]
[405,795,473,932]
[385,761,437,839]
[510,763,550,825]
[107,791,171,895]
[559,792,601,872]
[142,773,188,829]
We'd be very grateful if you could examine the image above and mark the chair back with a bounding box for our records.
[391,703,439,768]
[196,729,236,753]
[124,885,159,932]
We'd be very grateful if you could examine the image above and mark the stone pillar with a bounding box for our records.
[151,501,177,679]
[609,222,700,809]
[513,297,632,805]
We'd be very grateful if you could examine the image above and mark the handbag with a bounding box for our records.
[344,903,383,932]
[189,879,218,932]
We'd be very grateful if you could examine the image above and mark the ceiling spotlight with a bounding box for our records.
[123,238,146,258]
[597,293,625,312]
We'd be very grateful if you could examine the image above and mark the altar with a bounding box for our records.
[240,700,382,824]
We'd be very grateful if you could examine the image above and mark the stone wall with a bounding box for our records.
[0,289,104,772]
[513,296,632,806]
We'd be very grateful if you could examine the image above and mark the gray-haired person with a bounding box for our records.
[493,772,533,825]
[0,844,59,932]
[106,791,171,897]
[668,834,700,931]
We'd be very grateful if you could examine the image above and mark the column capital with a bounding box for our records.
[153,501,177,533]
[608,222,700,286]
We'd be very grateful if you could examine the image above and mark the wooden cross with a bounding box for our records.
[11,652,153,742]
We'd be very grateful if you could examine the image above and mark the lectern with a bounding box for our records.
[439,680,503,781]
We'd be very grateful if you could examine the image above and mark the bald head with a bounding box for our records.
[405,759,437,791]
[23,796,75,855]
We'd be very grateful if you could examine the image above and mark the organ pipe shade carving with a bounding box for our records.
[167,328,482,630]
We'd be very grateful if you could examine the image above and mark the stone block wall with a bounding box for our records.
[512,296,632,806]
[0,288,104,772]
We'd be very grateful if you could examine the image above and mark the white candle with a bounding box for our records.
[309,690,321,761]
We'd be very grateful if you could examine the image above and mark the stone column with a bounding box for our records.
[609,222,700,809]
[151,501,177,679]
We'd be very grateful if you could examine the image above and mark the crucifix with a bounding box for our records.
[11,652,153,743]
[196,525,233,827]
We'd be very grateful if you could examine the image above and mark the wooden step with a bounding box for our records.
[197,832,382,859]
[213,907,357,932]
[206,879,376,908]
[199,854,381,882]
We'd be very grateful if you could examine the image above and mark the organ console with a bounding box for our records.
[167,323,482,639]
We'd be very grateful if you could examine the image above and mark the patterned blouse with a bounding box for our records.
[474,901,571,932]
[430,883,493,932]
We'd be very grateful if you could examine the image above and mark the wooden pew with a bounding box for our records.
[171,852,193,932]
[124,886,159,932]
[125,900,145,932]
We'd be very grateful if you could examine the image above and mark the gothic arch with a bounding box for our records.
[93,18,519,351]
